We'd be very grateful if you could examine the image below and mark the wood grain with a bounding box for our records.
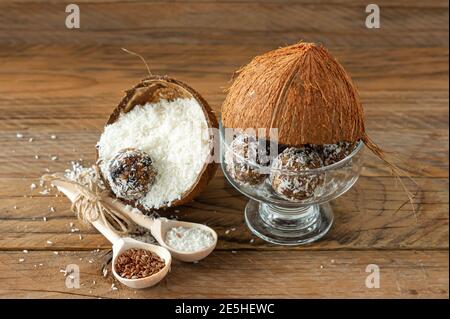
[0,1,448,47]
[0,176,447,251]
[0,0,448,298]
[0,250,448,298]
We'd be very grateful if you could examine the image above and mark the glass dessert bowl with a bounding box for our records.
[220,124,364,245]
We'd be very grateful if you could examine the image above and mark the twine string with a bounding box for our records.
[42,173,134,235]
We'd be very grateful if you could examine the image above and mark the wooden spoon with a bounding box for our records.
[52,180,171,289]
[51,180,217,262]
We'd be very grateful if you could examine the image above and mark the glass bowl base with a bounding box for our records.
[244,200,334,245]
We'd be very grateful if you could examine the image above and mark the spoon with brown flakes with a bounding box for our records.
[51,180,172,289]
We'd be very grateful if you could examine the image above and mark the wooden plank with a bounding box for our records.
[0,1,447,47]
[0,45,447,103]
[0,250,447,298]
[0,176,447,251]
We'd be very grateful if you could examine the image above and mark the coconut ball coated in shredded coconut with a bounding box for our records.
[314,141,358,166]
[270,147,325,201]
[107,148,157,201]
[165,226,215,252]
[225,134,269,186]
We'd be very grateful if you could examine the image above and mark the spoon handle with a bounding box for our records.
[91,219,121,244]
[113,208,166,246]
[51,180,121,244]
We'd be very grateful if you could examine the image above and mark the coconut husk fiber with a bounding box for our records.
[222,42,367,146]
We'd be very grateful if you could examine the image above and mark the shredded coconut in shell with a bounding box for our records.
[97,98,211,210]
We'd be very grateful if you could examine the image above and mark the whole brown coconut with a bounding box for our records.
[97,75,218,212]
[222,42,366,146]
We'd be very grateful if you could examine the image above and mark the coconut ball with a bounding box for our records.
[107,148,157,201]
[314,141,357,166]
[225,134,269,186]
[270,147,324,201]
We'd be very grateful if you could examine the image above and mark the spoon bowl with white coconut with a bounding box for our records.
[127,214,218,262]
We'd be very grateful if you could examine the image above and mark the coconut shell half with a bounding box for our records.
[222,42,366,146]
[97,75,218,212]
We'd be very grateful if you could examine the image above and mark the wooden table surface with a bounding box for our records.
[0,0,448,298]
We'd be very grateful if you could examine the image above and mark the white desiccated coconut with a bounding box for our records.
[165,226,214,252]
[64,162,104,189]
[97,98,212,210]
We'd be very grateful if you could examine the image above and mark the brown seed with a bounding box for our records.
[114,248,165,280]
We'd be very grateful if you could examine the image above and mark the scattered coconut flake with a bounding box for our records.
[231,250,237,254]
[50,135,57,140]
[79,234,83,240]
[13,206,17,210]
[28,137,33,142]
[64,161,104,189]
[23,250,28,254]
[249,239,255,243]
[51,155,58,161]
[34,155,39,160]
[19,258,25,262]
[53,251,59,255]
[49,206,55,213]
[69,222,74,228]
[43,217,47,222]
[111,283,118,291]
[16,133,24,139]
[30,183,37,190]
[102,268,108,277]
[46,240,53,245]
